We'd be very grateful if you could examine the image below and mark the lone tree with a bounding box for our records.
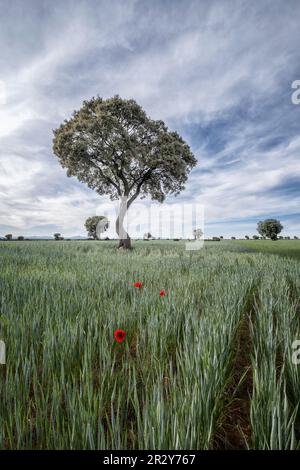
[193,228,203,240]
[54,233,61,240]
[257,219,283,240]
[53,96,196,249]
[5,234,12,241]
[143,232,152,240]
[85,216,109,240]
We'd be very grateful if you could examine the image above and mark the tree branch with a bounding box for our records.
[127,170,152,207]
[89,158,121,195]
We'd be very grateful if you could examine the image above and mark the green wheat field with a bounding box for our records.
[0,240,300,449]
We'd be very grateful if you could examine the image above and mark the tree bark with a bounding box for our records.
[116,197,132,249]
[115,174,151,250]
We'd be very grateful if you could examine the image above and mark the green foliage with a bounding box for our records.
[53,96,196,204]
[85,216,109,239]
[257,219,283,240]
[250,273,300,449]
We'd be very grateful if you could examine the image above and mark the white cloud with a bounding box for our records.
[0,0,299,237]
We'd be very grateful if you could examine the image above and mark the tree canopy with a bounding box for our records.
[257,219,283,240]
[85,216,109,239]
[53,96,197,248]
[193,228,203,240]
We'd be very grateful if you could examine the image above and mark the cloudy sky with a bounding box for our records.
[0,0,300,238]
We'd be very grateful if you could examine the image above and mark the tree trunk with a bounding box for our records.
[118,236,131,249]
[116,197,131,249]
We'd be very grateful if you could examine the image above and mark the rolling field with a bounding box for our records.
[0,240,300,449]
[233,239,300,260]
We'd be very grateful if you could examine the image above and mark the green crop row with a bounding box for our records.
[0,241,299,449]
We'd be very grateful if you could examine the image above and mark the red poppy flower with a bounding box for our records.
[114,329,126,342]
[159,289,165,297]
[134,282,142,288]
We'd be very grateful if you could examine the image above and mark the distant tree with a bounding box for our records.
[220,236,224,240]
[245,235,250,240]
[257,219,283,240]
[143,232,152,240]
[231,236,236,240]
[54,233,61,241]
[17,236,24,241]
[285,236,290,240]
[212,236,220,241]
[53,96,196,249]
[85,216,109,240]
[193,228,203,240]
[253,235,259,240]
[5,234,12,241]
[294,236,299,240]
